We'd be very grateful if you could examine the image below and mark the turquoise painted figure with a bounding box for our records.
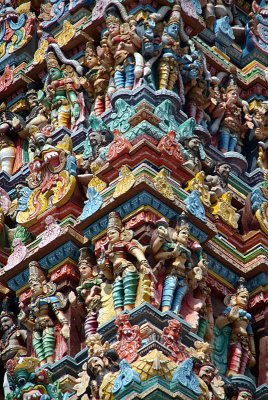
[18,261,69,365]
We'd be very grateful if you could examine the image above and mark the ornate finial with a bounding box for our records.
[107,212,123,232]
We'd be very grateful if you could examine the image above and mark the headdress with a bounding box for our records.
[176,212,190,232]
[79,247,95,266]
[46,51,61,70]
[225,72,238,94]
[167,2,181,26]
[6,357,39,378]
[85,37,97,56]
[29,261,47,284]
[107,212,123,232]
[235,277,249,297]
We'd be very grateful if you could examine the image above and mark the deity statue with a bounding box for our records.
[197,362,225,400]
[25,83,49,136]
[97,2,142,92]
[81,117,113,173]
[69,248,102,339]
[0,308,27,364]
[252,102,268,170]
[225,386,253,400]
[74,333,119,400]
[18,261,70,365]
[213,279,256,376]
[211,74,253,153]
[158,2,188,98]
[205,162,231,203]
[151,214,206,315]
[80,37,110,116]
[97,212,150,315]
[6,357,69,400]
[0,105,28,175]
[41,43,85,130]
[182,42,212,124]
[180,135,206,173]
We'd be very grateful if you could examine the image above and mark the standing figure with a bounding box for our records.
[213,279,256,376]
[18,261,70,365]
[158,2,188,96]
[212,75,253,153]
[41,43,85,130]
[0,106,28,175]
[152,214,205,315]
[97,2,142,92]
[180,135,206,173]
[80,38,110,116]
[205,162,231,203]
[25,83,48,136]
[69,248,102,339]
[97,212,150,315]
[182,43,212,124]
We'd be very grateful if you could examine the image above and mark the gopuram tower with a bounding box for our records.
[0,0,267,399]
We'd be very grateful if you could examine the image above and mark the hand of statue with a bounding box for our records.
[18,310,27,322]
[97,46,105,59]
[61,324,70,340]
[68,291,77,306]
[157,226,167,240]
[229,306,240,321]
[12,116,21,130]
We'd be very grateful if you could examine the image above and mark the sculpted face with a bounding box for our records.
[49,67,62,81]
[89,131,102,147]
[27,92,38,108]
[107,21,120,36]
[30,281,44,297]
[86,53,99,69]
[0,316,13,331]
[188,137,201,152]
[199,365,215,385]
[236,291,249,308]
[107,228,120,244]
[166,23,180,39]
[79,262,93,279]
[177,228,189,245]
[218,163,231,178]
[227,89,238,103]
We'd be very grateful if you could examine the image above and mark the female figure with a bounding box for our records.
[213,279,256,376]
[97,212,150,315]
[19,261,69,365]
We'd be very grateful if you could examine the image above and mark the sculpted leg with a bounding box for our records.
[159,59,170,90]
[123,271,139,310]
[113,278,124,315]
[0,146,16,175]
[161,275,178,312]
[171,279,188,314]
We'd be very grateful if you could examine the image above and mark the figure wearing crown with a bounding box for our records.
[158,1,188,97]
[151,213,206,315]
[18,261,70,365]
[213,278,256,376]
[97,1,142,92]
[41,43,85,130]
[80,37,110,116]
[97,212,150,315]
[212,73,253,153]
